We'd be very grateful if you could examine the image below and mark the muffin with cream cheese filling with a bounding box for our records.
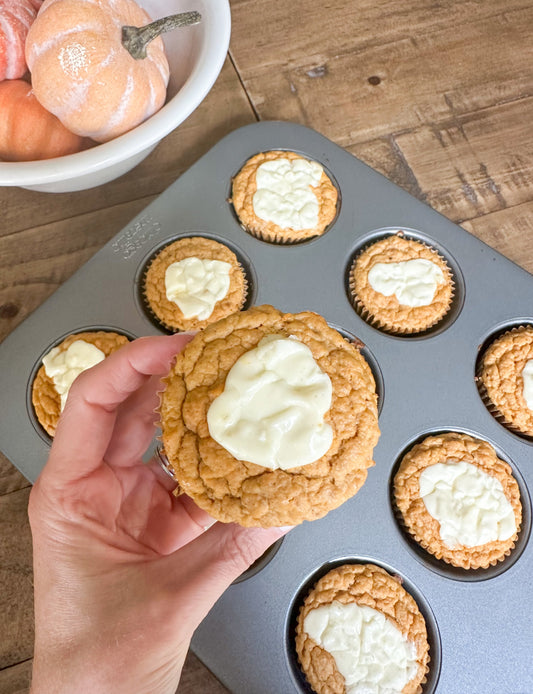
[159,305,380,527]
[32,330,129,437]
[350,234,453,334]
[231,150,338,243]
[295,563,430,694]
[478,326,533,437]
[393,432,522,569]
[143,236,247,332]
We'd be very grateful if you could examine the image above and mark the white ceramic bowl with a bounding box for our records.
[0,0,230,193]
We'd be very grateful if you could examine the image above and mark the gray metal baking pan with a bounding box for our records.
[0,121,531,693]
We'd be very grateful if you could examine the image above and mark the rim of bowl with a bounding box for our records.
[0,1,231,186]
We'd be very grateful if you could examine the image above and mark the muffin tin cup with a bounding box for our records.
[348,230,457,337]
[285,557,440,694]
[1,121,533,693]
[139,234,253,333]
[475,324,533,441]
[389,427,531,581]
[229,150,342,246]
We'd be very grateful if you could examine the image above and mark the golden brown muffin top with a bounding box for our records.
[143,237,247,332]
[479,326,533,436]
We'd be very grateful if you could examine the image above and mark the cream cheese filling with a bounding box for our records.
[207,334,333,469]
[419,460,516,548]
[368,258,444,307]
[252,157,323,230]
[43,339,105,410]
[304,600,418,694]
[165,256,231,320]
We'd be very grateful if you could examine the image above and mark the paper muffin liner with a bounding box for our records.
[153,444,185,497]
[155,444,176,479]
[141,243,249,333]
[233,212,325,245]
[153,371,184,495]
[476,325,533,439]
[348,233,455,335]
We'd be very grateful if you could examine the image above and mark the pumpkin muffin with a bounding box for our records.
[143,237,248,332]
[350,235,453,334]
[393,433,522,569]
[231,150,338,243]
[159,305,380,527]
[478,326,533,436]
[295,563,430,694]
[32,330,129,437]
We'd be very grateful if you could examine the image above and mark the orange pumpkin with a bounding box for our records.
[0,80,89,161]
[0,0,38,80]
[25,0,171,142]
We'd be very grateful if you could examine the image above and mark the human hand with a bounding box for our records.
[29,335,289,694]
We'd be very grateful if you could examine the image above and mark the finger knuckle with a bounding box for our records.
[219,527,261,574]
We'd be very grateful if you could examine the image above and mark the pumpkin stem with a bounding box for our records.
[122,11,202,60]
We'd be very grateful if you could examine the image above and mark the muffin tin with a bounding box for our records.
[1,121,532,693]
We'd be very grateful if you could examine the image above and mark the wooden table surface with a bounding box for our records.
[1,1,532,691]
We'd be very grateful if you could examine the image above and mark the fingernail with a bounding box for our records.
[278,525,295,534]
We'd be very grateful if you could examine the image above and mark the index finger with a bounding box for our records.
[46,334,191,483]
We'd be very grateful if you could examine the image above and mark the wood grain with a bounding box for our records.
[0,489,34,671]
[462,200,533,274]
[0,660,33,694]
[0,455,30,496]
[392,97,533,223]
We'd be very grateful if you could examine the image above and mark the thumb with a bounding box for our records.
[161,522,292,627]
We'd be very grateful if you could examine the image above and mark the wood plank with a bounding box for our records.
[0,488,33,670]
[177,652,229,694]
[0,660,32,694]
[230,3,533,146]
[348,136,426,202]
[462,200,533,275]
[0,56,256,237]
[230,0,532,68]
[0,455,30,497]
[392,97,533,223]
[231,0,531,67]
